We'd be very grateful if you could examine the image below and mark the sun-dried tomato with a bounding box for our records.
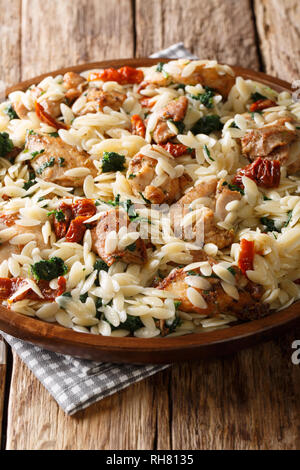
[65,216,88,243]
[52,199,96,240]
[88,66,144,85]
[249,99,276,113]
[238,239,255,275]
[118,66,144,84]
[160,142,194,158]
[0,277,66,302]
[57,276,67,296]
[131,114,146,138]
[72,198,96,218]
[35,101,69,130]
[53,202,73,239]
[233,157,281,189]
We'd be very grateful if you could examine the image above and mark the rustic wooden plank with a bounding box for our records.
[254,0,300,81]
[135,0,259,69]
[0,0,22,87]
[6,352,167,450]
[170,329,300,450]
[0,337,7,446]
[5,0,160,450]
[0,0,21,448]
[21,0,134,79]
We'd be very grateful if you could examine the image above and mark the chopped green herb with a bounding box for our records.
[165,312,182,334]
[174,300,181,310]
[260,217,281,233]
[0,132,14,157]
[203,144,214,161]
[251,92,267,102]
[222,181,244,195]
[284,210,293,227]
[23,171,37,191]
[27,129,37,136]
[58,157,65,167]
[79,292,88,303]
[156,62,164,72]
[36,156,55,174]
[4,104,18,120]
[31,257,67,281]
[263,195,271,201]
[139,192,152,204]
[128,173,136,179]
[47,209,65,221]
[119,314,143,333]
[190,86,215,108]
[49,132,59,138]
[176,84,186,90]
[94,259,109,273]
[31,149,45,160]
[229,121,239,129]
[101,151,125,173]
[191,115,223,135]
[168,119,185,134]
[227,266,236,276]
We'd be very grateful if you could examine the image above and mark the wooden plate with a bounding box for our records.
[1,58,300,364]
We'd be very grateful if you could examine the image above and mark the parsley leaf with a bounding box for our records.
[0,132,14,157]
[47,209,65,221]
[31,257,67,281]
[101,152,125,173]
[4,104,18,120]
[36,156,55,174]
[251,92,267,102]
[191,115,223,135]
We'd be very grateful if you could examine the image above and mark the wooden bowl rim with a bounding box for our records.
[1,58,299,363]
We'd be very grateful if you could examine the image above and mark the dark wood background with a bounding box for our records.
[0,0,299,450]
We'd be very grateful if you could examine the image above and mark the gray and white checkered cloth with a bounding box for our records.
[1,43,195,415]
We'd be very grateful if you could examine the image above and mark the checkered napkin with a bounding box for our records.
[1,43,195,415]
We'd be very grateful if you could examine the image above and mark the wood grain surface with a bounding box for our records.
[255,0,300,81]
[0,338,6,446]
[1,0,300,450]
[135,0,260,69]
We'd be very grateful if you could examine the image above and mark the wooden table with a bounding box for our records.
[0,0,300,450]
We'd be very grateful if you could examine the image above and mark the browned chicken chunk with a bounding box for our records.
[13,86,64,120]
[147,64,235,98]
[86,88,127,112]
[127,153,192,204]
[91,208,147,266]
[0,213,49,263]
[194,207,234,248]
[215,180,241,221]
[241,118,300,173]
[152,96,188,144]
[63,72,86,102]
[170,178,237,249]
[158,265,267,321]
[27,132,97,187]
